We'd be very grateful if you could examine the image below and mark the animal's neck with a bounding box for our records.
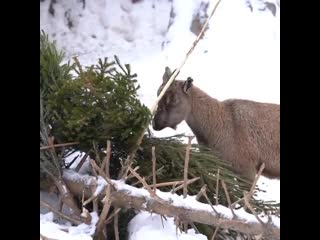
[185,87,230,147]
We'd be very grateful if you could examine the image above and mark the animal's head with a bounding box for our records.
[152,67,193,131]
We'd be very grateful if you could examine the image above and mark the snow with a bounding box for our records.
[40,0,279,239]
[40,211,99,240]
[128,211,208,240]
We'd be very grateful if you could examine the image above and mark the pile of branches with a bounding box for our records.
[40,136,280,240]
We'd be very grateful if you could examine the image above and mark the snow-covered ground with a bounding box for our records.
[40,0,280,239]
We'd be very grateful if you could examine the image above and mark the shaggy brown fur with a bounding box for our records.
[152,67,280,182]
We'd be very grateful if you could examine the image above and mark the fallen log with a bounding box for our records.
[62,170,280,240]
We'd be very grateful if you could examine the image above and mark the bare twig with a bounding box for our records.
[83,195,99,207]
[114,207,120,240]
[248,163,265,198]
[231,163,265,209]
[128,166,168,205]
[211,226,220,240]
[221,180,236,219]
[40,200,82,225]
[215,169,220,205]
[190,222,200,234]
[40,142,79,150]
[119,0,223,178]
[125,166,140,180]
[159,178,201,189]
[202,188,219,215]
[171,177,201,193]
[184,136,194,198]
[83,176,106,206]
[128,166,154,196]
[106,208,122,224]
[100,140,111,178]
[90,159,115,188]
[95,185,112,234]
[196,184,207,201]
[75,152,89,173]
[152,146,157,196]
[133,177,200,189]
[243,191,264,225]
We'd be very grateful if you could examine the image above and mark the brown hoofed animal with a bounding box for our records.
[152,67,280,182]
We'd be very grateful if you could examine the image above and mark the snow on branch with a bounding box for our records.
[63,169,280,239]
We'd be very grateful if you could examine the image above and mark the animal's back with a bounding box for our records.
[223,99,280,179]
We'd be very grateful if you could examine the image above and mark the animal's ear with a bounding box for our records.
[163,67,172,83]
[183,77,193,94]
[162,67,180,83]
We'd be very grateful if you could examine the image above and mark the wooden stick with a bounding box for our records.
[90,159,115,188]
[128,166,168,205]
[40,200,82,225]
[133,177,200,189]
[196,184,207,201]
[211,226,220,240]
[40,142,79,150]
[248,163,265,198]
[152,146,157,196]
[125,166,140,180]
[184,136,194,198]
[100,140,111,178]
[95,185,112,233]
[215,169,220,205]
[202,187,219,215]
[171,177,201,193]
[160,178,200,188]
[114,208,120,240]
[221,180,236,219]
[231,163,265,209]
[128,166,154,196]
[190,222,200,234]
[106,208,121,224]
[243,191,264,225]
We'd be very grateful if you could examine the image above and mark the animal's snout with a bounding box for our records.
[152,119,159,130]
[152,119,165,131]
